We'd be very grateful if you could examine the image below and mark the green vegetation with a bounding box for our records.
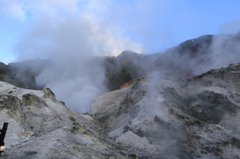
[0,62,8,74]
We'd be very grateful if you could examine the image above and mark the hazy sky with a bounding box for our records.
[0,0,240,63]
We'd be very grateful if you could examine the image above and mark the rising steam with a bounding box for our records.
[12,0,240,113]
[15,2,142,113]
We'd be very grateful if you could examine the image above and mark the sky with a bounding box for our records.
[0,0,240,64]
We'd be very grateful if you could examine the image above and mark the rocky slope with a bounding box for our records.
[92,63,240,159]
[0,82,131,159]
[1,63,240,158]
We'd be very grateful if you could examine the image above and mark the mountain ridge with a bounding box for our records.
[1,33,240,92]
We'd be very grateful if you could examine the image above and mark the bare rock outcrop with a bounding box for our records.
[0,82,130,159]
[92,63,240,159]
[1,63,240,159]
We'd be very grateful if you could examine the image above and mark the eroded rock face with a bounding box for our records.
[92,63,240,159]
[1,63,240,159]
[0,82,132,159]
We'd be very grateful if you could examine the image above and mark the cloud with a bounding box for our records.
[13,0,143,112]
[16,16,143,59]
[217,20,240,35]
[0,0,25,20]
[21,0,80,18]
[15,16,109,112]
[15,0,143,58]
[0,56,15,64]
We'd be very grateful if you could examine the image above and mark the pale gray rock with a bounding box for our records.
[0,82,129,159]
[92,63,240,159]
[1,63,240,159]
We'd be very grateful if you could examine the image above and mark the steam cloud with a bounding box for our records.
[15,2,142,113]
[13,0,240,113]
[147,30,240,81]
[4,1,240,158]
[16,17,108,112]
[16,20,240,113]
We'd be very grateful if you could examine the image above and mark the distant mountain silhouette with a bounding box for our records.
[1,32,240,91]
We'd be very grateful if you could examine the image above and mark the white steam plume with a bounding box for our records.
[16,17,109,112]
[15,1,143,113]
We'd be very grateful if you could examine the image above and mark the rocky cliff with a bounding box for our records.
[1,63,240,158]
[92,62,240,159]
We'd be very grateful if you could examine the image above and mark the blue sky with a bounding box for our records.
[0,0,240,64]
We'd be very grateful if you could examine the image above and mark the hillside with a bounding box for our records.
[1,32,240,113]
[1,62,240,158]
